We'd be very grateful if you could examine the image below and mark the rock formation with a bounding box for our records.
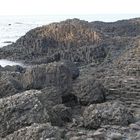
[0,18,140,139]
[2,123,63,140]
[73,77,106,105]
[83,101,134,129]
[22,62,72,92]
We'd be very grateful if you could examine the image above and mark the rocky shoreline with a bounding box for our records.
[0,18,140,140]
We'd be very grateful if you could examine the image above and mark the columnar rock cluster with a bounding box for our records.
[0,18,140,139]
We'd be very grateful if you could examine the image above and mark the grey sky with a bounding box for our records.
[0,0,140,22]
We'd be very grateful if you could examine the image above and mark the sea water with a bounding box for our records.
[0,15,50,48]
[0,59,23,67]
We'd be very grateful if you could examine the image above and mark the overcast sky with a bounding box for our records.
[0,0,140,21]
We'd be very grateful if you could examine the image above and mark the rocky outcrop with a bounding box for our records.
[0,19,107,65]
[48,104,72,126]
[1,18,139,65]
[22,62,72,93]
[0,18,140,139]
[64,121,140,139]
[0,61,78,98]
[0,90,50,137]
[0,71,23,98]
[73,77,106,105]
[1,18,140,66]
[83,101,134,129]
[0,85,78,138]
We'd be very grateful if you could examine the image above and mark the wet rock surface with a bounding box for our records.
[0,18,140,139]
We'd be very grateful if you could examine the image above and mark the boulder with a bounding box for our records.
[83,101,134,129]
[0,90,50,137]
[48,104,72,126]
[1,123,63,140]
[0,19,106,65]
[0,85,74,137]
[73,77,106,105]
[22,62,72,94]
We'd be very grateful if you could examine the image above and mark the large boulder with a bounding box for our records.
[0,90,50,137]
[73,77,106,105]
[0,85,74,137]
[83,101,134,129]
[1,123,63,140]
[22,62,72,93]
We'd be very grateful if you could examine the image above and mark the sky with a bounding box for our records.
[0,0,140,21]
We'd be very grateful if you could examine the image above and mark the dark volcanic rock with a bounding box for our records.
[0,18,140,139]
[73,77,106,105]
[49,104,72,126]
[2,123,63,140]
[62,60,80,80]
[0,18,140,66]
[41,87,62,105]
[0,90,50,137]
[0,19,107,65]
[83,101,134,129]
[3,65,25,73]
[92,18,140,37]
[65,130,106,140]
[0,85,75,137]
[0,71,23,98]
[22,62,72,93]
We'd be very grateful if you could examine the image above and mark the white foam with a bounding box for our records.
[0,59,23,67]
